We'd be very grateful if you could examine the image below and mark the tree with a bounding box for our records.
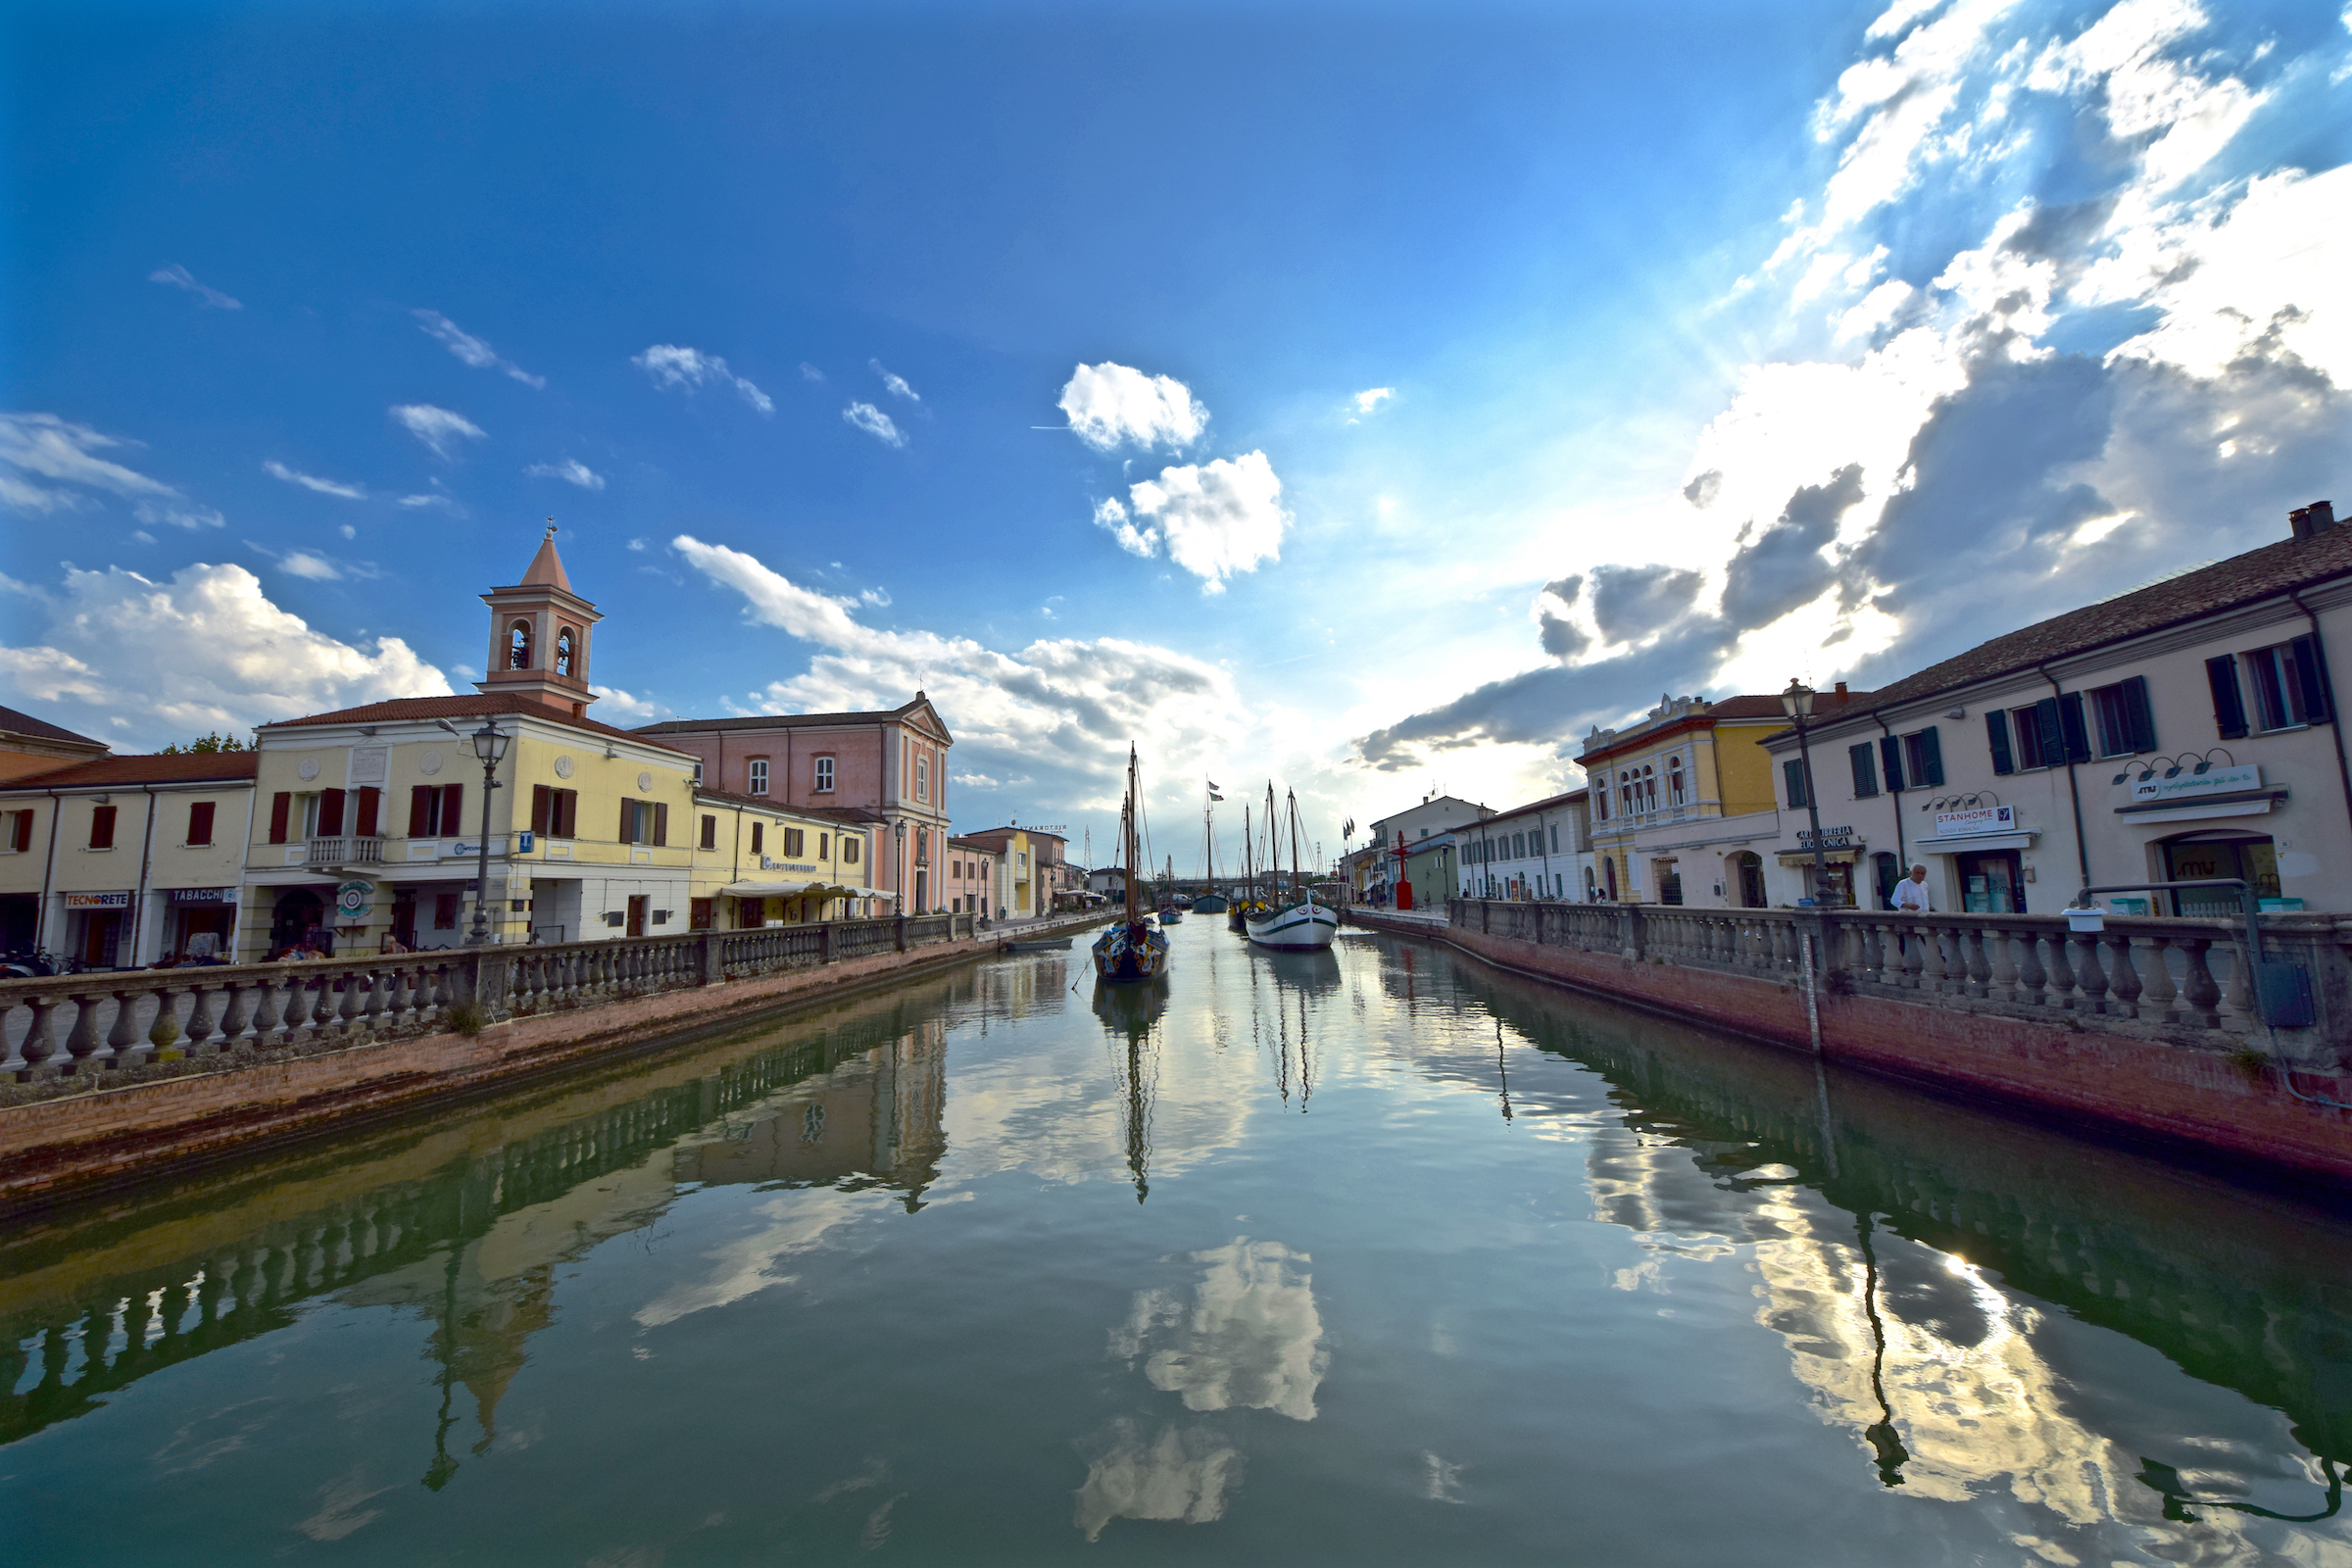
[160,732,249,755]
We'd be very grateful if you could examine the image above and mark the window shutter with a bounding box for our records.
[653,803,668,847]
[1985,710,2014,775]
[2206,656,2249,739]
[2032,697,2062,763]
[1917,726,1943,787]
[2058,693,2091,762]
[270,792,292,844]
[701,814,716,850]
[1783,759,1807,808]
[2120,675,2158,753]
[90,805,117,849]
[1879,735,1904,794]
[531,784,552,837]
[620,800,635,844]
[354,787,379,838]
[560,789,577,839]
[1847,743,1878,797]
[408,786,433,837]
[441,783,464,836]
[188,800,216,846]
[2292,636,2334,723]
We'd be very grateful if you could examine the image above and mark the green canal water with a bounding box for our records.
[4,922,2350,1565]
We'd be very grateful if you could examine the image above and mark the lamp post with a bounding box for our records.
[465,720,511,946]
[1781,678,1831,906]
[894,818,907,916]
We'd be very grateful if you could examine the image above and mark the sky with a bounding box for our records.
[4,0,2350,872]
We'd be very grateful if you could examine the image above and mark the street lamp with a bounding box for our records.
[894,818,907,916]
[1780,678,1832,906]
[465,720,511,946]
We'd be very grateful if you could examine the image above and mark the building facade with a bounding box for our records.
[1455,788,1593,902]
[1360,794,1494,904]
[1758,506,2352,915]
[0,705,109,784]
[636,695,954,915]
[688,789,878,930]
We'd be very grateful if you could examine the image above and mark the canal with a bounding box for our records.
[4,921,2349,1565]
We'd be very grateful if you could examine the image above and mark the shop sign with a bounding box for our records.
[334,880,376,919]
[760,857,818,873]
[2129,763,2262,802]
[1933,805,2017,838]
[170,887,235,904]
[1796,825,1855,848]
[63,891,130,909]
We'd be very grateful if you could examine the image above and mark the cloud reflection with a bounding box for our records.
[1112,1239,1327,1422]
[1071,1419,1243,1543]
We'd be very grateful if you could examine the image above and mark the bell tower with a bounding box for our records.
[476,522,603,716]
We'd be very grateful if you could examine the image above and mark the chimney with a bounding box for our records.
[2290,500,2336,539]
[1834,681,1848,698]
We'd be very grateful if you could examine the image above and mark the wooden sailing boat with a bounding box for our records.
[1244,785,1338,951]
[1192,786,1229,914]
[1091,746,1172,982]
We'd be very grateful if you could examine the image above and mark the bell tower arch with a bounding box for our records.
[477,521,603,715]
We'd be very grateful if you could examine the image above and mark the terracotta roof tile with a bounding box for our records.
[1,753,261,790]
[260,695,692,754]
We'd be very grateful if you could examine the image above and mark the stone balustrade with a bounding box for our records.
[0,912,980,1085]
[1446,899,2352,1067]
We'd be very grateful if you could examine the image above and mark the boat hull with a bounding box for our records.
[1245,898,1339,951]
[1092,920,1172,982]
[1191,893,1228,914]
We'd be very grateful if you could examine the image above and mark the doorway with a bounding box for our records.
[271,888,325,954]
[626,895,648,937]
[78,911,123,968]
[2161,836,2279,914]
[1732,852,1766,908]
[1954,849,2025,913]
[1872,852,1900,911]
[390,892,417,949]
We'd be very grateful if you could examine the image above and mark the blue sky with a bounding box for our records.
[5,0,2350,868]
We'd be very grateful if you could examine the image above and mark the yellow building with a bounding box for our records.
[687,789,878,929]
[238,530,703,956]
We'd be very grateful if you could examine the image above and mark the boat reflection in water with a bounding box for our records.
[1092,976,1167,1203]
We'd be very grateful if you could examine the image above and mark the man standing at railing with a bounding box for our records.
[1892,863,1930,913]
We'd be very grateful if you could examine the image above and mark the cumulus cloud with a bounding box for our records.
[1093,498,1157,558]
[148,264,240,310]
[842,402,906,447]
[264,460,368,500]
[389,404,486,460]
[1057,363,1208,452]
[588,684,665,721]
[0,562,450,747]
[671,535,1255,816]
[413,309,544,388]
[632,344,773,414]
[870,361,920,402]
[525,458,606,490]
[1120,452,1289,593]
[1352,387,1394,415]
[1356,0,2348,779]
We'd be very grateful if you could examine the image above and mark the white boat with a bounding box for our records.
[1245,894,1338,951]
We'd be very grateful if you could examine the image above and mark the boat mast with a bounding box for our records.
[1288,790,1302,896]
[1123,747,1141,926]
[1266,782,1281,901]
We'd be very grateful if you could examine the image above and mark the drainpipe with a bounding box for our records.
[35,787,61,954]
[2036,662,2094,887]
[1871,715,1906,905]
[128,783,158,964]
[234,775,258,959]
[2283,586,2352,844]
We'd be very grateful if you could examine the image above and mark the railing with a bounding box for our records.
[1445,899,2352,1066]
[0,911,979,1085]
[304,837,383,864]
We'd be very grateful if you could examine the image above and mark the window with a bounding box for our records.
[751,822,764,856]
[434,893,460,929]
[88,805,116,850]
[1550,824,1559,854]
[1784,759,1809,809]
[187,800,216,846]
[1668,758,1686,806]
[509,618,533,669]
[618,800,667,846]
[748,759,769,796]
[406,783,464,838]
[1512,831,1526,858]
[819,833,830,858]
[916,755,929,803]
[813,756,834,793]
[2009,696,2089,769]
[4,809,30,854]
[783,827,805,858]
[1642,764,1657,810]
[2089,675,2157,757]
[700,814,717,851]
[555,626,575,677]
[1900,727,1944,788]
[691,760,703,785]
[1849,742,1880,797]
[2243,638,2333,731]
[843,836,860,865]
[529,786,578,839]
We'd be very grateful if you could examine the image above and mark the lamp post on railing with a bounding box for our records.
[894,818,907,916]
[1782,678,1831,906]
[465,721,511,946]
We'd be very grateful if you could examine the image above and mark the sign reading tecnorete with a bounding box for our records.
[2129,763,2262,801]
[1933,804,2017,838]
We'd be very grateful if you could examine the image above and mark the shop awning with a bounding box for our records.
[721,880,866,900]
[1917,832,2037,853]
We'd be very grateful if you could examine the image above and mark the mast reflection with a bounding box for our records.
[1093,977,1166,1203]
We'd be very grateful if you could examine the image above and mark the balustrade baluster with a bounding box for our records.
[334,970,366,1038]
[249,972,286,1045]
[108,987,150,1066]
[1898,925,1927,990]
[1918,925,1950,993]
[2072,934,2110,1014]
[182,983,221,1054]
[63,991,110,1071]
[2101,932,2142,1019]
[1985,926,2019,1003]
[2139,936,2180,1023]
[2042,929,2080,1009]
[1962,927,1991,997]
[2218,940,2253,1032]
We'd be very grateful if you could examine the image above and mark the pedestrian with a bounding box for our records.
[1891,862,1931,913]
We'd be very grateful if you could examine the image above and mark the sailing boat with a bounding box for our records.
[1227,802,1254,932]
[1244,784,1338,951]
[1092,747,1173,982]
[1193,783,1229,915]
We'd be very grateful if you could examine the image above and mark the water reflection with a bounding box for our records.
[1093,978,1165,1202]
[1112,1239,1327,1421]
[1072,1419,1242,1542]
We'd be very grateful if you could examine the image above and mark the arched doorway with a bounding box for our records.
[1602,857,1619,900]
[271,888,326,954]
[1730,851,1766,908]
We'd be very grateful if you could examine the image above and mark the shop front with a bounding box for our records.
[1775,829,1860,906]
[2159,834,2282,915]
[63,890,130,968]
[1913,806,2039,914]
[166,887,239,959]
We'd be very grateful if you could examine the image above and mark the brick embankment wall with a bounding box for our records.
[1345,907,2352,1182]
[0,930,1061,1213]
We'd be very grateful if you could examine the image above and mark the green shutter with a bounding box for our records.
[1916,726,1943,787]
[1985,710,2014,775]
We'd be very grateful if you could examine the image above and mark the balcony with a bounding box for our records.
[305,837,384,866]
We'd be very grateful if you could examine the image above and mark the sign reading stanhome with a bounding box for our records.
[2130,764,2262,802]
[1933,805,2017,838]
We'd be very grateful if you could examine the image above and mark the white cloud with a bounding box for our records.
[278,550,343,580]
[671,535,1256,816]
[626,537,649,552]
[131,502,226,532]
[1057,363,1208,452]
[1093,497,1157,558]
[0,561,450,747]
[1351,387,1394,415]
[525,458,607,490]
[395,493,465,514]
[264,460,368,499]
[389,404,486,460]
[799,362,826,382]
[859,586,892,608]
[870,360,920,402]
[588,684,665,721]
[631,344,773,414]
[412,309,545,388]
[1125,451,1290,593]
[339,524,356,540]
[148,264,241,310]
[842,402,906,447]
[955,771,1000,788]
[0,414,225,530]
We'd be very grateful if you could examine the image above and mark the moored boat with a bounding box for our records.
[1092,746,1172,984]
[1243,783,1338,950]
